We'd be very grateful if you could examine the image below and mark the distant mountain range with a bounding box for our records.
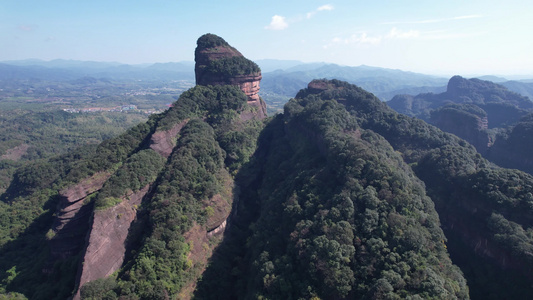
[0,59,195,81]
[2,59,533,102]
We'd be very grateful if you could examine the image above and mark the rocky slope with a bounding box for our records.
[73,185,150,300]
[46,172,110,269]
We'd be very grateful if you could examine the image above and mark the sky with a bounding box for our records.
[1,0,532,77]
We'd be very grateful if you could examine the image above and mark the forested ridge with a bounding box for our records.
[196,79,533,299]
[195,80,468,299]
[1,34,533,300]
[0,82,264,299]
[387,76,533,176]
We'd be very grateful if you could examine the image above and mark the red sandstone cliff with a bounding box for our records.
[149,119,189,157]
[72,185,150,300]
[195,34,267,119]
[46,172,110,271]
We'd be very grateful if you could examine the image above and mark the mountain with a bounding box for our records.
[474,75,508,83]
[1,59,124,70]
[195,79,533,300]
[484,113,533,174]
[0,63,80,81]
[260,63,448,105]
[2,35,533,300]
[501,80,533,100]
[0,34,267,300]
[388,75,533,121]
[387,76,533,175]
[195,79,469,299]
[0,60,195,82]
[255,59,305,72]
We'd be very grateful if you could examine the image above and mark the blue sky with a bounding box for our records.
[1,0,532,76]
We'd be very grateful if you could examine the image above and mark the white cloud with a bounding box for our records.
[417,30,485,40]
[265,15,289,30]
[352,33,382,44]
[326,26,481,49]
[328,32,382,46]
[382,14,483,25]
[317,4,334,11]
[326,27,423,48]
[307,4,334,19]
[386,27,420,39]
[269,4,334,29]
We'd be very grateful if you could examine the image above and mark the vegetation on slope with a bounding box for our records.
[2,65,533,300]
[0,79,264,299]
[78,85,264,299]
[303,79,533,299]
[206,56,260,77]
[196,79,468,299]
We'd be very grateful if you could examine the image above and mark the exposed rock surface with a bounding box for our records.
[194,34,266,118]
[149,119,188,157]
[73,185,150,300]
[47,172,110,268]
[0,143,30,161]
[176,172,234,299]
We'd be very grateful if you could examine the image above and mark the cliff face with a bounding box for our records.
[72,185,150,300]
[194,34,266,118]
[149,119,188,157]
[47,172,110,268]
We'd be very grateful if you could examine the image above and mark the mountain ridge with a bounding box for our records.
[1,35,533,300]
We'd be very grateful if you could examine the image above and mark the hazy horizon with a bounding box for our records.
[2,0,532,77]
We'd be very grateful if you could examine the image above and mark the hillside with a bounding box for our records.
[194,79,533,300]
[388,76,533,174]
[195,79,468,299]
[1,35,533,300]
[0,34,266,300]
[388,75,533,122]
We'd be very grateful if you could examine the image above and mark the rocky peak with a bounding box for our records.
[194,34,265,117]
[307,79,336,94]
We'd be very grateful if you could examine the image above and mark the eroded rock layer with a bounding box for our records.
[73,185,150,300]
[194,34,266,118]
[47,172,110,268]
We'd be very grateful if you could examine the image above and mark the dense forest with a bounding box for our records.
[1,34,533,299]
[0,82,265,299]
[388,76,533,176]
[194,79,533,299]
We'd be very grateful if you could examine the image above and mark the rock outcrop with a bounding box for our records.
[194,33,267,118]
[73,185,150,300]
[46,172,110,269]
[149,119,188,157]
